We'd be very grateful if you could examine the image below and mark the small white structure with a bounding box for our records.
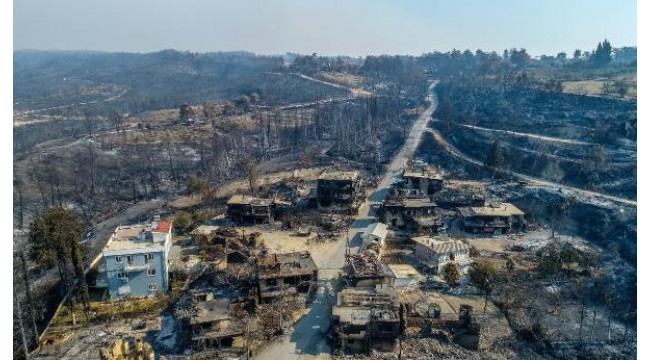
[361,222,388,250]
[411,236,472,274]
[387,264,424,288]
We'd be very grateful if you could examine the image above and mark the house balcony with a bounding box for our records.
[340,331,367,339]
[333,193,354,200]
[463,219,509,228]
[124,263,149,272]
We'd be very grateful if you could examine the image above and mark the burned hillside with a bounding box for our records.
[432,78,636,200]
[14,76,422,229]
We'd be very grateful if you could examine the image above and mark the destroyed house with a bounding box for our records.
[345,252,392,287]
[226,195,288,225]
[189,225,220,247]
[190,297,244,351]
[256,252,318,303]
[403,293,458,328]
[459,202,525,234]
[331,287,402,354]
[432,180,486,209]
[411,236,472,274]
[402,291,479,344]
[380,198,443,233]
[317,171,362,213]
[227,195,274,224]
[97,218,172,299]
[397,169,443,197]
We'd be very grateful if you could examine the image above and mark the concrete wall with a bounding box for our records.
[106,250,168,299]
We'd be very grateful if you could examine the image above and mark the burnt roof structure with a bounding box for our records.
[256,251,318,279]
[190,298,231,326]
[345,252,391,286]
[458,202,525,218]
[318,171,359,181]
[226,195,274,206]
[433,180,486,208]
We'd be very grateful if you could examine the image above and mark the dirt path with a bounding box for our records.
[253,81,438,360]
[265,71,373,98]
[14,87,129,121]
[294,73,373,97]
[430,119,592,146]
[426,127,637,208]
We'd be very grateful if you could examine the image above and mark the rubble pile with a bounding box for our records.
[99,337,155,360]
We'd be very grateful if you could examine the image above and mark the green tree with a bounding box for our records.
[186,174,209,200]
[442,262,461,286]
[222,100,236,116]
[588,144,608,172]
[484,138,505,176]
[591,39,613,67]
[602,81,614,96]
[29,207,88,307]
[179,104,195,123]
[509,48,530,69]
[505,256,515,274]
[559,245,579,272]
[536,244,562,277]
[249,93,260,105]
[600,39,613,64]
[468,260,497,313]
[546,196,575,238]
[234,95,251,111]
[243,156,260,196]
[573,49,582,59]
[202,101,220,119]
[174,211,193,233]
[577,249,600,273]
[612,80,629,98]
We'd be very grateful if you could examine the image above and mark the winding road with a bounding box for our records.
[425,127,637,208]
[430,119,593,146]
[14,87,129,120]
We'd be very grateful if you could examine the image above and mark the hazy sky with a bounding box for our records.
[13,0,636,57]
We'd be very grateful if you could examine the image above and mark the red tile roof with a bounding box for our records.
[154,220,172,233]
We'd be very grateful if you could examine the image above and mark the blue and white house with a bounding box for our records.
[96,217,173,299]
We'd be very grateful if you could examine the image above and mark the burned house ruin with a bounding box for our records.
[432,180,486,209]
[226,195,290,225]
[391,169,443,198]
[459,202,525,234]
[255,251,318,304]
[190,225,220,248]
[379,198,444,233]
[316,171,362,214]
[345,252,392,288]
[190,295,244,352]
[331,287,403,354]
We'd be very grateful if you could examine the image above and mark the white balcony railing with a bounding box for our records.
[124,263,149,272]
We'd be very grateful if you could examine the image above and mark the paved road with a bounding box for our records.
[253,81,438,360]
